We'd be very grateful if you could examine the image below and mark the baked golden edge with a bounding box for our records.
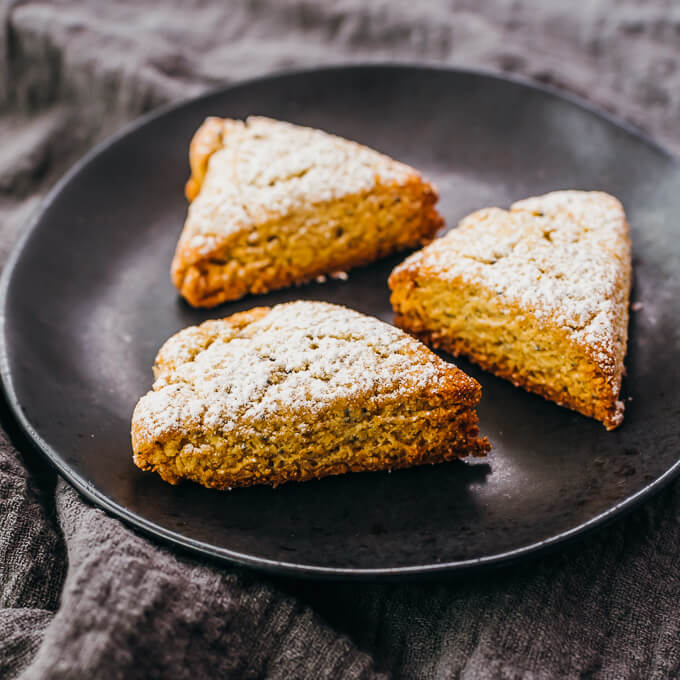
[388,267,630,431]
[131,307,490,489]
[172,118,444,307]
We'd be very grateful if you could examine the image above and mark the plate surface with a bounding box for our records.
[2,65,679,578]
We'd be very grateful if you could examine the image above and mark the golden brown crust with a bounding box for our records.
[173,181,442,308]
[136,405,487,490]
[173,116,444,307]
[393,310,622,430]
[184,116,231,201]
[131,301,489,489]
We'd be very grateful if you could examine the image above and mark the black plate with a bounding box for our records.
[2,65,679,579]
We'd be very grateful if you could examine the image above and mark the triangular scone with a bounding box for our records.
[389,191,632,430]
[131,301,489,489]
[172,117,444,307]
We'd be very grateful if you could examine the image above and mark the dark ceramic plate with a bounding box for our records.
[2,66,679,579]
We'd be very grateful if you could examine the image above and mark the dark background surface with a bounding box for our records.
[1,2,679,678]
[3,66,680,577]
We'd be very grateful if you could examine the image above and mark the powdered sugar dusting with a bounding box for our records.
[395,191,632,371]
[181,116,416,252]
[133,301,456,443]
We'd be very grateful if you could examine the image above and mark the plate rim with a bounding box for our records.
[1,63,679,579]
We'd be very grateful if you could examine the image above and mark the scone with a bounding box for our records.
[172,117,443,307]
[389,191,632,430]
[131,301,489,489]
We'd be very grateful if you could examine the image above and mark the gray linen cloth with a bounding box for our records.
[1,2,679,678]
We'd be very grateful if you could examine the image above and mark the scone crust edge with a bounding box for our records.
[389,262,628,430]
[133,404,488,489]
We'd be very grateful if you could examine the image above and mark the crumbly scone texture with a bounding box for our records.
[389,191,632,430]
[131,301,489,489]
[172,116,444,307]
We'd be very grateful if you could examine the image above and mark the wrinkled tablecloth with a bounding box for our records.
[1,1,679,678]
